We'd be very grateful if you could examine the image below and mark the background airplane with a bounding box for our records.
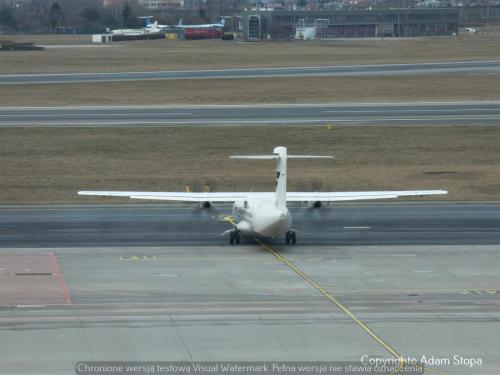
[79,146,447,245]
[139,16,169,32]
[110,28,148,36]
[176,18,225,29]
[110,17,168,35]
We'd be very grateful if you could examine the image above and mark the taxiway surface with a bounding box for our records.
[0,202,499,375]
[1,102,500,127]
[1,61,499,84]
[0,244,498,374]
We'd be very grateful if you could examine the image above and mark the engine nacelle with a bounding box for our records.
[199,201,211,208]
[308,201,322,208]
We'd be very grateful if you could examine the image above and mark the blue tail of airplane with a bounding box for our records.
[138,16,154,27]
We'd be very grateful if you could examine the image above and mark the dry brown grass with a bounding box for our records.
[1,35,499,74]
[0,126,498,203]
[0,34,90,45]
[1,74,500,106]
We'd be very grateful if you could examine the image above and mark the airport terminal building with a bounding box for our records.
[242,8,459,41]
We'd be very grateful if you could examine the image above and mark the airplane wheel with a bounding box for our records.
[235,231,240,244]
[285,231,291,245]
[291,231,297,245]
[229,232,235,245]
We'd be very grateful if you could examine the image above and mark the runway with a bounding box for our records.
[1,202,499,374]
[0,202,498,247]
[2,101,500,127]
[1,60,499,85]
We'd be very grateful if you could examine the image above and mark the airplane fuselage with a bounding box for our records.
[232,198,292,238]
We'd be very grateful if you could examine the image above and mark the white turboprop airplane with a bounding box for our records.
[79,146,447,245]
[111,17,168,36]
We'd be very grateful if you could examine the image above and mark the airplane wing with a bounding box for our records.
[78,191,270,202]
[286,190,447,201]
[79,190,446,202]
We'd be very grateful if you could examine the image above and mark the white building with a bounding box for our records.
[138,0,184,9]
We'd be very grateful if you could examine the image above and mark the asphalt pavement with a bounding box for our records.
[0,202,498,247]
[1,60,499,84]
[1,203,498,374]
[1,101,499,126]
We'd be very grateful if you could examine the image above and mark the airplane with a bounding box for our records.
[110,17,167,36]
[465,27,477,33]
[176,18,225,30]
[78,146,447,245]
[139,16,169,32]
[110,27,148,36]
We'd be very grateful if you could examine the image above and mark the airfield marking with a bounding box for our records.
[255,240,402,357]
[217,214,237,226]
[2,60,499,84]
[49,252,72,305]
[118,255,157,261]
[0,112,194,117]
[256,239,448,375]
[465,289,500,295]
[4,116,500,127]
[322,108,500,114]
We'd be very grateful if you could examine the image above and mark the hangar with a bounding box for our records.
[242,8,459,41]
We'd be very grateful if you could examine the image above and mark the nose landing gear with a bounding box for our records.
[229,230,240,245]
[285,230,296,245]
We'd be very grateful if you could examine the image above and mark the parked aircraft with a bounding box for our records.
[78,146,447,245]
[465,27,477,33]
[110,17,167,35]
[139,16,169,32]
[110,28,148,36]
[177,18,225,29]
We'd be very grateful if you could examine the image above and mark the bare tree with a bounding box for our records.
[48,1,63,30]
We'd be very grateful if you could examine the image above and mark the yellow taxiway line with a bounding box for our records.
[256,239,449,375]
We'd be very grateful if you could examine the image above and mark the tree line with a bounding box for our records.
[0,0,149,33]
[0,0,246,34]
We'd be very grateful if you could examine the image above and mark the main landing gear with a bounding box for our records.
[285,230,296,245]
[229,230,240,245]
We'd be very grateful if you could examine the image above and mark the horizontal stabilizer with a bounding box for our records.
[229,155,278,160]
[230,155,333,160]
[288,155,334,159]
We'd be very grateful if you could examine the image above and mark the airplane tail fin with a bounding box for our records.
[178,19,183,26]
[230,147,333,210]
[139,16,154,27]
[273,146,287,210]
